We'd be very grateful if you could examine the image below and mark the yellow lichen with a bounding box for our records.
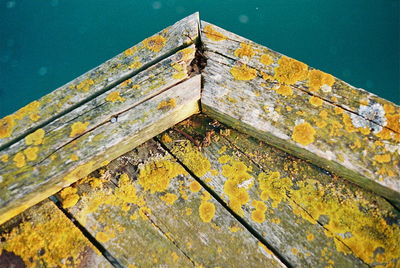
[308,69,335,92]
[171,141,211,178]
[14,101,41,121]
[234,43,256,58]
[157,98,176,110]
[274,56,308,84]
[229,226,241,232]
[124,46,137,56]
[0,115,15,138]
[292,122,316,146]
[258,241,273,255]
[258,171,292,208]
[139,206,151,220]
[309,96,323,107]
[230,64,257,81]
[199,201,216,223]
[275,85,293,96]
[105,91,125,102]
[160,193,178,205]
[1,154,9,162]
[0,202,98,267]
[59,187,80,208]
[204,25,227,41]
[25,128,45,145]
[171,252,180,262]
[374,154,391,163]
[375,113,400,142]
[129,60,142,69]
[307,233,315,241]
[70,154,79,161]
[23,146,39,161]
[95,231,114,243]
[143,35,166,52]
[138,159,186,193]
[76,79,94,92]
[13,152,26,168]
[260,54,273,66]
[69,121,89,138]
[189,180,202,192]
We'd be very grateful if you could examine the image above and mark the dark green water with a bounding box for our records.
[1,0,399,117]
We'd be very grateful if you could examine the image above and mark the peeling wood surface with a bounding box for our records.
[0,199,110,268]
[159,114,400,267]
[55,139,284,268]
[200,21,400,205]
[0,74,201,225]
[0,12,199,149]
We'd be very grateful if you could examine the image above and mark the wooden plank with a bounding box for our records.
[56,139,285,267]
[159,114,400,267]
[0,12,199,149]
[200,22,400,205]
[0,72,201,225]
[0,199,110,268]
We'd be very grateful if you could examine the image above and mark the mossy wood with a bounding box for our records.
[200,22,400,206]
[0,199,111,267]
[160,115,399,267]
[54,139,284,267]
[0,13,199,149]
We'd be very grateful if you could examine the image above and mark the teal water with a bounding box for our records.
[0,0,399,117]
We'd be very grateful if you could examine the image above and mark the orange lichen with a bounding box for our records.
[189,180,202,192]
[292,122,316,146]
[76,79,94,92]
[308,69,335,92]
[143,35,166,52]
[230,64,257,81]
[0,115,15,138]
[275,85,293,96]
[69,122,89,138]
[23,146,39,161]
[161,134,173,143]
[274,56,308,84]
[374,154,391,163]
[199,201,216,223]
[25,128,45,145]
[204,25,227,41]
[129,60,142,70]
[171,141,211,177]
[105,91,125,102]
[70,154,79,161]
[13,152,26,168]
[1,154,8,162]
[234,43,256,58]
[160,193,178,205]
[307,233,315,241]
[157,98,176,110]
[138,159,186,193]
[260,54,273,66]
[375,113,400,142]
[124,46,138,56]
[309,96,323,107]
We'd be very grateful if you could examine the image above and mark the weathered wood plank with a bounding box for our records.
[0,199,110,268]
[0,73,201,225]
[160,114,400,267]
[200,22,400,205]
[0,12,199,149]
[56,139,285,267]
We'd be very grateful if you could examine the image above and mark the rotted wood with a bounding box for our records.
[54,139,285,268]
[0,199,111,268]
[159,114,400,267]
[0,65,201,225]
[0,12,199,149]
[200,21,400,206]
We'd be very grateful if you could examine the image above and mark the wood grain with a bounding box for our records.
[200,21,400,206]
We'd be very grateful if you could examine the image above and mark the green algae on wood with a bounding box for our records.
[54,139,284,268]
[200,21,400,206]
[159,114,400,267]
[0,13,199,149]
[0,199,110,268]
[0,73,201,225]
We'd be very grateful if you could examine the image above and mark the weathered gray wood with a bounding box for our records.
[0,199,111,268]
[0,12,199,149]
[160,114,400,267]
[0,73,201,225]
[56,139,285,268]
[200,22,400,206]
